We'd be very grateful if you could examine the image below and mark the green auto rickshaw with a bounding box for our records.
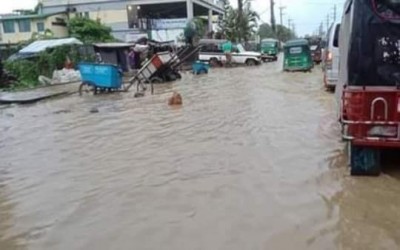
[261,38,279,61]
[283,39,313,72]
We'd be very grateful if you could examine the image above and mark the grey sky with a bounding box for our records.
[2,0,345,36]
[236,0,346,36]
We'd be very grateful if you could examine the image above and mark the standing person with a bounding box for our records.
[128,48,136,71]
[133,42,149,69]
[64,55,73,69]
[95,53,103,63]
[184,21,196,46]
[222,40,233,67]
[0,54,3,79]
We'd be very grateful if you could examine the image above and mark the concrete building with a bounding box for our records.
[0,11,68,44]
[41,0,224,42]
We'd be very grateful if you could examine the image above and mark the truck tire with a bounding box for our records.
[350,143,381,176]
[246,59,257,66]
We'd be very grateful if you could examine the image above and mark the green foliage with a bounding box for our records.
[258,23,275,39]
[31,29,54,40]
[68,17,114,43]
[4,60,39,89]
[3,45,94,90]
[258,23,296,42]
[219,0,259,42]
[184,17,207,42]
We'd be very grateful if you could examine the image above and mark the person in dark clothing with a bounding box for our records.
[0,55,3,79]
[128,48,136,70]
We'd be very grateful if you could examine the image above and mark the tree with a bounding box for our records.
[276,25,296,41]
[184,17,206,45]
[258,23,295,42]
[68,17,114,43]
[219,0,259,42]
[238,0,243,42]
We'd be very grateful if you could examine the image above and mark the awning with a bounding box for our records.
[93,43,135,49]
[19,38,83,54]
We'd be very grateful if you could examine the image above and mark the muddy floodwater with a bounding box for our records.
[1,59,400,250]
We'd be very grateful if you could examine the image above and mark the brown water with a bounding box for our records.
[1,60,400,250]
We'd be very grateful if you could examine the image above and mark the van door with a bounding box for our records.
[331,24,341,78]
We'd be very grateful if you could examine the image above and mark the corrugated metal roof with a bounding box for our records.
[93,43,135,48]
[0,12,66,21]
[19,38,83,54]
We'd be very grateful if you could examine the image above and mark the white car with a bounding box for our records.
[323,22,341,90]
[198,39,262,66]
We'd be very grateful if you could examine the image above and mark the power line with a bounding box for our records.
[270,0,276,33]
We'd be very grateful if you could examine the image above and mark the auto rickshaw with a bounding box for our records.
[310,44,322,64]
[283,39,313,72]
[261,38,279,61]
[338,0,400,176]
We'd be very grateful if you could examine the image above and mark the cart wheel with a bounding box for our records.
[209,58,220,67]
[150,77,163,84]
[350,143,381,176]
[168,73,177,81]
[79,81,95,96]
[175,72,182,79]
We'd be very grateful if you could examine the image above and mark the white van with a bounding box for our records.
[323,22,341,90]
[198,39,262,66]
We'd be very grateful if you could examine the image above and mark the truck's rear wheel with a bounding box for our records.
[246,59,257,66]
[209,58,220,67]
[349,143,381,176]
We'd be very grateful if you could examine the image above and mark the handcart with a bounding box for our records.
[78,46,202,96]
[78,63,125,95]
[125,47,202,93]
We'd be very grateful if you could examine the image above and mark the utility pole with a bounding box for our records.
[326,14,330,31]
[333,4,337,22]
[279,6,286,26]
[278,5,285,41]
[292,23,296,37]
[319,22,323,36]
[270,0,276,33]
[238,0,243,42]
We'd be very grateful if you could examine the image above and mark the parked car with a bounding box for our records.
[198,39,262,66]
[323,22,341,90]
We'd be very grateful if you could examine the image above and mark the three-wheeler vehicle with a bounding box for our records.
[338,0,400,175]
[283,39,313,72]
[261,38,279,61]
[79,47,199,95]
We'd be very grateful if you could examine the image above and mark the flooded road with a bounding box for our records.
[1,59,400,250]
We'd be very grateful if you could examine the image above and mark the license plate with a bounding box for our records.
[368,126,398,137]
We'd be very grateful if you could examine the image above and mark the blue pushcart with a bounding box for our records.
[78,63,125,95]
[192,61,209,75]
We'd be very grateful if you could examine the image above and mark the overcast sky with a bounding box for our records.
[2,0,345,35]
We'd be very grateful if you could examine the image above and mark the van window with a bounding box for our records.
[333,24,340,47]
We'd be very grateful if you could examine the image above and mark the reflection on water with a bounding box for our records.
[0,168,21,250]
[0,60,399,250]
